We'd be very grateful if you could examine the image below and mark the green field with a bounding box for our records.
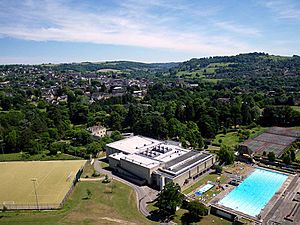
[291,106,300,112]
[172,209,231,225]
[183,173,226,195]
[0,160,86,208]
[296,151,300,161]
[292,126,300,130]
[0,181,151,225]
[212,126,268,148]
[202,78,223,83]
[148,200,230,225]
[176,62,234,79]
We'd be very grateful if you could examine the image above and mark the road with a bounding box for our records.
[93,158,158,217]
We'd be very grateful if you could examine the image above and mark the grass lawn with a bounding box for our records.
[148,202,230,225]
[100,161,109,169]
[0,180,151,225]
[291,126,300,131]
[81,162,96,178]
[213,132,240,148]
[173,209,231,225]
[212,126,268,148]
[296,151,300,161]
[291,106,300,112]
[183,173,226,195]
[0,152,82,162]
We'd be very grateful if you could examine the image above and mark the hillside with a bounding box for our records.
[48,61,179,73]
[173,52,300,79]
[169,53,300,93]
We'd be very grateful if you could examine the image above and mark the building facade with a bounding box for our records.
[106,135,216,189]
[86,125,107,138]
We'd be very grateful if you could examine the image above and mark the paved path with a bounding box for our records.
[79,177,104,182]
[93,158,158,217]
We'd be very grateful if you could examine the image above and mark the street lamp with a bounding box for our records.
[31,178,39,210]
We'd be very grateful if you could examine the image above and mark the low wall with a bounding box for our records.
[210,205,237,221]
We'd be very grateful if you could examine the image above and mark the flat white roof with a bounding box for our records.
[106,135,162,154]
[109,152,127,161]
[121,154,160,169]
[153,145,188,163]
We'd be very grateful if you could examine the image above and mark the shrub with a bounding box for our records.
[102,174,110,183]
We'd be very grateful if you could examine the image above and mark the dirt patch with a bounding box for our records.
[127,190,133,205]
[101,217,136,225]
[60,202,120,224]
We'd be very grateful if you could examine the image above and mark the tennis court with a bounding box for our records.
[240,127,299,157]
[0,160,86,209]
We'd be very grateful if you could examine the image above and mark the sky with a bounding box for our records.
[0,0,300,64]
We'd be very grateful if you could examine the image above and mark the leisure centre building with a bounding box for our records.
[106,135,216,190]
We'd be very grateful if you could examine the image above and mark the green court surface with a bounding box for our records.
[0,160,86,208]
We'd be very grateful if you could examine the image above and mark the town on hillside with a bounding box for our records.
[1,54,300,224]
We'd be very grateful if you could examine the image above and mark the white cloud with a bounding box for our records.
[0,0,257,56]
[264,0,300,20]
[215,21,261,36]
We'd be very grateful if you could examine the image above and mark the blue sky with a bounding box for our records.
[0,0,300,64]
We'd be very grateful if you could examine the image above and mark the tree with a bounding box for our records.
[125,104,142,128]
[86,142,102,156]
[102,174,111,183]
[186,200,208,218]
[241,102,252,125]
[49,142,68,155]
[282,153,291,164]
[168,118,186,138]
[290,149,296,162]
[5,130,18,152]
[109,112,122,131]
[267,152,276,162]
[151,114,168,139]
[111,131,123,141]
[27,140,42,155]
[71,129,92,146]
[86,189,92,199]
[49,142,59,155]
[217,145,235,165]
[215,165,223,174]
[155,182,185,216]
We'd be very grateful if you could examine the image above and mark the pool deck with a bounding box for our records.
[209,164,255,205]
[210,166,297,224]
[263,174,300,224]
[259,171,294,219]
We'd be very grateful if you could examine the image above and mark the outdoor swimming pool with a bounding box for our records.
[194,183,214,196]
[219,168,288,217]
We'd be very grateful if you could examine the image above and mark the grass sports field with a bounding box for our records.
[0,160,86,209]
[0,181,151,225]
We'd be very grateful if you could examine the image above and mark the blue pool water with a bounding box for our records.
[194,183,214,196]
[219,168,288,217]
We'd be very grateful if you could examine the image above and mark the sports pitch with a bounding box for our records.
[0,160,86,208]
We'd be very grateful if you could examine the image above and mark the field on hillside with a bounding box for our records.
[0,160,86,209]
[0,181,151,225]
[176,62,234,78]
